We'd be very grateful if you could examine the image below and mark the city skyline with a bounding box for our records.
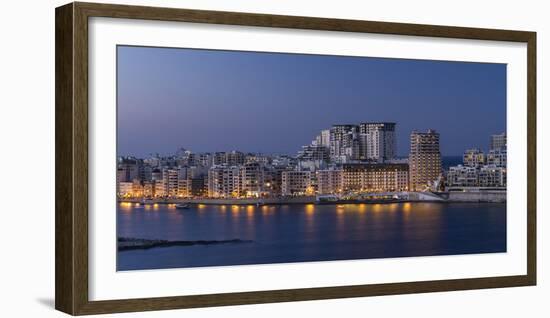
[118,45,506,158]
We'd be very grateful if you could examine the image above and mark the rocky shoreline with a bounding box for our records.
[117,237,253,251]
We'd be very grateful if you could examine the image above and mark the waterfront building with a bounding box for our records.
[116,168,126,186]
[151,168,162,181]
[409,129,442,191]
[490,132,507,151]
[359,122,396,162]
[190,177,207,197]
[317,169,344,194]
[240,162,264,197]
[447,165,479,187]
[131,180,144,197]
[342,163,409,192]
[463,148,486,167]
[362,164,408,192]
[263,166,288,195]
[177,178,191,197]
[153,179,165,197]
[487,148,507,167]
[207,165,242,198]
[479,165,507,187]
[281,171,313,196]
[162,168,180,197]
[117,181,133,197]
[176,168,191,198]
[143,181,154,197]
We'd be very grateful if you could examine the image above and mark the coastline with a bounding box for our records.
[118,190,506,205]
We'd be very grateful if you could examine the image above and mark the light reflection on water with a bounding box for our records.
[117,202,506,271]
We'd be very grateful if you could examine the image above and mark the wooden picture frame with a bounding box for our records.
[55,2,536,315]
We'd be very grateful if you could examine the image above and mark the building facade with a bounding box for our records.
[490,132,507,151]
[359,122,396,162]
[409,129,442,191]
[342,163,409,192]
[297,144,330,162]
[463,148,486,167]
[447,165,479,187]
[240,162,264,197]
[281,171,312,196]
[329,124,358,159]
[317,169,344,194]
[207,165,242,198]
[487,148,507,167]
[479,165,507,187]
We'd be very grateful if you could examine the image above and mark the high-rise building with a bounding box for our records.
[153,179,165,197]
[240,162,264,197]
[409,129,442,191]
[151,168,162,181]
[162,168,180,197]
[329,124,358,158]
[359,122,396,162]
[207,165,242,198]
[190,177,207,197]
[320,129,331,147]
[143,181,154,197]
[490,132,507,151]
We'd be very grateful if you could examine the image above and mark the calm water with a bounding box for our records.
[117,202,506,271]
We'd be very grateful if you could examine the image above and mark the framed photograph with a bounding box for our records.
[55,2,536,315]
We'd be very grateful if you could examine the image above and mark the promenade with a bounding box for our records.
[119,190,506,205]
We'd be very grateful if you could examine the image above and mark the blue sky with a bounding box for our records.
[117,45,506,157]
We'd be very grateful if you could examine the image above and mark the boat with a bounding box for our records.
[175,203,190,210]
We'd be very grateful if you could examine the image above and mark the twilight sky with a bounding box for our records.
[117,45,506,158]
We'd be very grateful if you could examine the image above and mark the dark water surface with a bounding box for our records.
[117,202,506,271]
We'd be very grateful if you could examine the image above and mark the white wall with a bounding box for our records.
[0,0,547,317]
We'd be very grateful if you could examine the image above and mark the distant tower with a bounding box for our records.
[409,129,442,191]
